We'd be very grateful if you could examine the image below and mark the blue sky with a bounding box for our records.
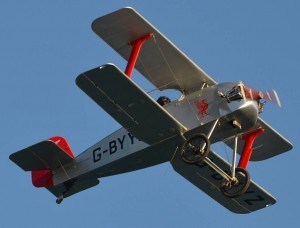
[1,1,299,227]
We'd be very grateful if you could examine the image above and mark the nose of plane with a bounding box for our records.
[243,85,281,107]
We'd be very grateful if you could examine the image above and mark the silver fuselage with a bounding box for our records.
[53,82,259,185]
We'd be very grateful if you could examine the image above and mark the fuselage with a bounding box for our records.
[53,82,259,185]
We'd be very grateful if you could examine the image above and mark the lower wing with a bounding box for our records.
[76,63,186,145]
[171,150,276,214]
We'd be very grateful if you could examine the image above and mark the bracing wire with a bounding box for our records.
[153,36,202,122]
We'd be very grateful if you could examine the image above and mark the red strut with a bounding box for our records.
[238,128,265,169]
[125,33,154,78]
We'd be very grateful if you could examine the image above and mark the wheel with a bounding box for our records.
[181,134,210,164]
[220,167,250,198]
[56,195,64,204]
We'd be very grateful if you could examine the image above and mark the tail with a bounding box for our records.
[9,136,99,204]
[31,136,75,188]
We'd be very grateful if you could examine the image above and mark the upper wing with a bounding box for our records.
[91,7,216,94]
[171,150,276,214]
[76,64,187,145]
[225,117,293,161]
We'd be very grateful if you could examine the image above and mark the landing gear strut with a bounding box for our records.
[55,179,75,204]
[219,129,264,198]
[180,118,263,198]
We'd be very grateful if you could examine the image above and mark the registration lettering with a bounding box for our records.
[195,159,267,207]
[92,133,138,163]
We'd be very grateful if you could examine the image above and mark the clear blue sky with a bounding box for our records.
[1,1,299,227]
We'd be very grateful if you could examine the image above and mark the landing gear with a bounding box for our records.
[220,167,250,198]
[56,194,64,204]
[55,179,75,204]
[181,119,219,164]
[181,134,210,164]
[180,118,263,198]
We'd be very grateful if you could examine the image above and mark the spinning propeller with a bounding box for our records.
[243,85,281,107]
[219,83,281,114]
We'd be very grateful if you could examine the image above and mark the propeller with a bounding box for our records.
[243,85,281,107]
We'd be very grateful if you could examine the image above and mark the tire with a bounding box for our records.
[181,134,210,164]
[220,167,250,198]
[56,195,64,204]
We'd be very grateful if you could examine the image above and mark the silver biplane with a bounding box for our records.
[10,7,293,214]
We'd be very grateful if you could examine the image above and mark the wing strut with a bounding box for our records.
[125,33,154,77]
[238,128,265,169]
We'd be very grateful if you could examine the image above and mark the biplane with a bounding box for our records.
[10,7,293,214]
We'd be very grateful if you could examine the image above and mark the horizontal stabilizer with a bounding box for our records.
[172,151,276,214]
[9,139,74,171]
[76,64,186,145]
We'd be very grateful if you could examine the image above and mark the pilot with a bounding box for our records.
[157,96,171,106]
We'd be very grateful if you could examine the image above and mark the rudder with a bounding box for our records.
[31,136,75,188]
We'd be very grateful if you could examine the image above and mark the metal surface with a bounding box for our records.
[203,157,231,181]
[76,64,187,145]
[167,83,260,145]
[207,119,219,139]
[9,140,74,171]
[92,7,216,94]
[53,128,184,185]
[232,135,238,178]
[225,118,293,161]
[171,150,276,214]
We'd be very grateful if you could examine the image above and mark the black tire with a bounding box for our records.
[56,195,63,204]
[181,134,210,164]
[220,167,250,198]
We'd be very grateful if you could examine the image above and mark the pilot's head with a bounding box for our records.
[157,96,171,106]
